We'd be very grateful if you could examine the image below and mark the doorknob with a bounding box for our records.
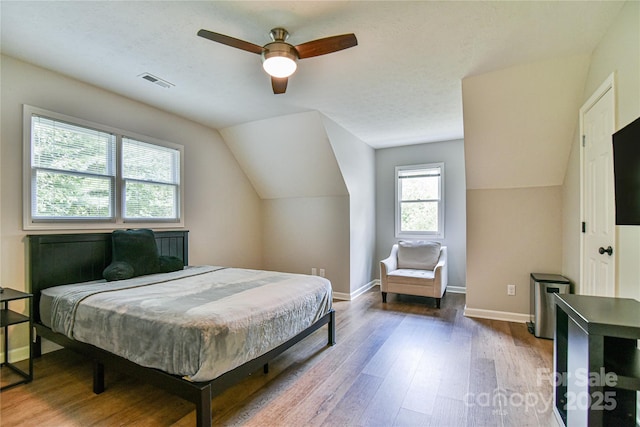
[598,246,613,256]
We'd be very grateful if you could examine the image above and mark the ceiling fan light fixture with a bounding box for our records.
[198,26,357,93]
[262,43,297,78]
[263,55,297,78]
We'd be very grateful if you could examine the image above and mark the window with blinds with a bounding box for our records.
[31,116,116,219]
[24,106,183,229]
[395,163,444,239]
[122,138,180,220]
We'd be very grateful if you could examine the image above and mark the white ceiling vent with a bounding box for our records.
[138,73,174,89]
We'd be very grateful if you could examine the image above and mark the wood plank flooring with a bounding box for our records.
[0,288,559,426]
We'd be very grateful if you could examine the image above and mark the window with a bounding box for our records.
[122,138,180,220]
[395,163,444,239]
[24,105,183,230]
[30,116,116,220]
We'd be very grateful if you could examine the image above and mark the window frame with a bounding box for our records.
[23,105,184,231]
[395,162,445,240]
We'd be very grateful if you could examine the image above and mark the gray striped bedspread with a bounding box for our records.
[43,266,333,381]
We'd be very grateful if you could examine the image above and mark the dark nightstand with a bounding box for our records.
[0,288,33,390]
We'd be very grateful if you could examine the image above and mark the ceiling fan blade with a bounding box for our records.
[295,33,357,59]
[271,77,288,94]
[197,29,263,55]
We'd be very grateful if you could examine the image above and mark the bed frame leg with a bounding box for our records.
[93,361,105,394]
[196,385,212,427]
[328,310,336,346]
[33,335,42,358]
[263,363,269,374]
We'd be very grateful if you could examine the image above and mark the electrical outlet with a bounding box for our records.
[319,268,325,277]
[311,268,317,276]
[507,284,516,296]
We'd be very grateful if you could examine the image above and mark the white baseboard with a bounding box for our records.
[1,345,30,362]
[463,305,530,323]
[0,338,63,361]
[333,280,378,301]
[334,281,466,300]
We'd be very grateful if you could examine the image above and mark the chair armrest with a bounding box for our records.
[381,244,398,272]
[433,246,448,293]
[380,245,399,291]
[380,254,397,275]
[380,255,395,290]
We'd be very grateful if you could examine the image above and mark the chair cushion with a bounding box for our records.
[388,269,436,287]
[397,241,441,270]
[390,269,436,279]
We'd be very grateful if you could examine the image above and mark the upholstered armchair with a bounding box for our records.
[380,241,448,308]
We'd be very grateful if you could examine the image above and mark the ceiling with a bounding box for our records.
[0,1,625,149]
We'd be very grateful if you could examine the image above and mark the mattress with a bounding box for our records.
[40,266,332,382]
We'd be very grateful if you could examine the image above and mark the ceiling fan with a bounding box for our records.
[197,27,358,94]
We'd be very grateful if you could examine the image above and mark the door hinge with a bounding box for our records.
[582,135,586,147]
[582,222,586,233]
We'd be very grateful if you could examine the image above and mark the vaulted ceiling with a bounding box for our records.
[0,1,625,149]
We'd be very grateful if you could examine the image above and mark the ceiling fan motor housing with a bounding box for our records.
[262,42,298,61]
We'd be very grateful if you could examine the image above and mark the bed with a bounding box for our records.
[28,231,335,427]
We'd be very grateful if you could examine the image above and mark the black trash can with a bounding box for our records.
[528,273,570,339]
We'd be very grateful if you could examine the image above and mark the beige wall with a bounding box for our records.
[221,112,354,296]
[262,196,350,294]
[0,56,263,352]
[463,54,590,316]
[466,186,563,314]
[562,0,640,298]
[221,112,348,200]
[463,55,590,190]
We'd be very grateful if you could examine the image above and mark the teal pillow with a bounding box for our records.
[159,256,184,273]
[103,261,135,281]
[103,229,160,280]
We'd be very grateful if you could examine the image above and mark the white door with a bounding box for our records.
[581,77,616,297]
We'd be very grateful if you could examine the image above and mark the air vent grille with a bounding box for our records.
[138,73,174,89]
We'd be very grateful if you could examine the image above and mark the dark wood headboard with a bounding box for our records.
[28,230,188,322]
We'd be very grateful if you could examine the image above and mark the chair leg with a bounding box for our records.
[436,298,441,309]
[382,292,387,303]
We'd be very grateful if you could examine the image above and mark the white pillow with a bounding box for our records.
[397,241,441,270]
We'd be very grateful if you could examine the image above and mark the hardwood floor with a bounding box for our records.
[0,288,559,426]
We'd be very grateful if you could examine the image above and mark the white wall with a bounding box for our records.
[562,0,640,298]
[0,56,263,355]
[323,115,377,297]
[375,139,467,289]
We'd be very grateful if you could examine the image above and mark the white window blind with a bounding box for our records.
[31,115,116,219]
[395,163,444,238]
[123,138,180,220]
[24,105,184,229]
